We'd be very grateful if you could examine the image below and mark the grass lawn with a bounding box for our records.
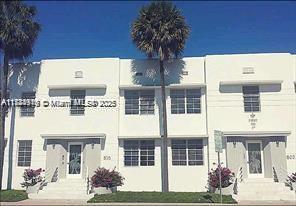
[0,190,28,202]
[88,191,237,204]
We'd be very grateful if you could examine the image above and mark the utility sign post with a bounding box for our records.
[214,130,223,204]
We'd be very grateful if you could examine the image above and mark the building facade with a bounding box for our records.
[2,53,296,194]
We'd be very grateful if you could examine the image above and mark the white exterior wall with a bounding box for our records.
[205,53,296,174]
[2,53,296,192]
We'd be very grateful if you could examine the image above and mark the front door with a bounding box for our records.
[246,140,264,178]
[67,142,83,178]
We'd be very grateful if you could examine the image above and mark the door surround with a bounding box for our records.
[246,140,264,178]
[67,142,83,178]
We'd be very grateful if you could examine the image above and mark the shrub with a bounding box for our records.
[21,168,44,188]
[209,165,235,188]
[91,167,124,188]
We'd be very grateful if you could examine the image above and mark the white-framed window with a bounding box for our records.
[170,89,201,114]
[20,92,36,117]
[172,139,203,166]
[17,140,32,167]
[124,90,155,115]
[124,140,155,166]
[70,90,85,115]
[243,86,260,112]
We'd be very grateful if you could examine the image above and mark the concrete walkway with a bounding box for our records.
[1,199,296,205]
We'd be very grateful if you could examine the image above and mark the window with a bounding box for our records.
[186,89,201,113]
[171,89,201,114]
[125,90,155,115]
[172,139,203,166]
[124,140,155,166]
[140,140,155,166]
[171,90,185,114]
[243,86,260,112]
[17,140,32,167]
[20,92,36,117]
[70,90,85,115]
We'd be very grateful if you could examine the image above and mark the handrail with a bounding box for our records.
[39,167,58,191]
[278,166,295,190]
[86,166,90,194]
[233,166,243,195]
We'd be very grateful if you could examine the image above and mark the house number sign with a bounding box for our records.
[248,113,258,129]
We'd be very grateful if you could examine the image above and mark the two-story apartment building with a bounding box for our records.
[1,53,296,200]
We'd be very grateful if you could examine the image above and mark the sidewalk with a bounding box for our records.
[1,199,296,206]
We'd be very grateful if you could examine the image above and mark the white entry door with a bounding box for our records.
[246,140,264,178]
[67,142,83,178]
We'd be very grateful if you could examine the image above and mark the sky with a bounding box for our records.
[24,1,296,61]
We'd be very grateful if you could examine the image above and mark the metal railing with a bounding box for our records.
[233,166,243,195]
[85,166,90,194]
[39,167,58,191]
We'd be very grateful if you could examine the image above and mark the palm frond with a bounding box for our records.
[131,1,190,61]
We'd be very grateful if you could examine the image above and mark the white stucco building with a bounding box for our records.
[1,53,296,200]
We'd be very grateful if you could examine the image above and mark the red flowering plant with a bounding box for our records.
[91,167,124,188]
[21,168,44,187]
[209,165,235,188]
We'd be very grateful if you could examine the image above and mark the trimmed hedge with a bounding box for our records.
[0,190,28,202]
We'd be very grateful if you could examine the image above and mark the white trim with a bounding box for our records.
[223,131,291,137]
[246,140,265,178]
[220,80,283,86]
[48,84,107,90]
[67,142,83,179]
[119,83,206,90]
[118,135,208,139]
[41,133,106,139]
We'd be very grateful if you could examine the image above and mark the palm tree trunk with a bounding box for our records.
[0,52,9,190]
[159,59,169,192]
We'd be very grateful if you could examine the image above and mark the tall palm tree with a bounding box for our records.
[131,1,190,192]
[0,0,41,190]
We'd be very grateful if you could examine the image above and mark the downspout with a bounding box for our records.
[117,58,121,171]
[204,57,210,175]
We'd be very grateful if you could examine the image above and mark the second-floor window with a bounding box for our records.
[20,92,36,117]
[243,86,260,112]
[125,90,155,115]
[70,90,85,115]
[170,89,201,114]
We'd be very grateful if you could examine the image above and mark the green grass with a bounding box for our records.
[0,190,28,202]
[88,191,237,204]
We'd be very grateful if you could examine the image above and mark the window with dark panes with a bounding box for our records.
[139,90,155,114]
[70,90,85,115]
[172,139,204,166]
[172,140,187,165]
[20,92,36,117]
[125,90,154,115]
[17,140,32,167]
[243,86,260,112]
[124,140,139,166]
[170,90,185,114]
[140,140,155,166]
[186,89,201,113]
[188,139,203,165]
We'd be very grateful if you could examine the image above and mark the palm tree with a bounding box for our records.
[0,0,41,190]
[131,1,190,192]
